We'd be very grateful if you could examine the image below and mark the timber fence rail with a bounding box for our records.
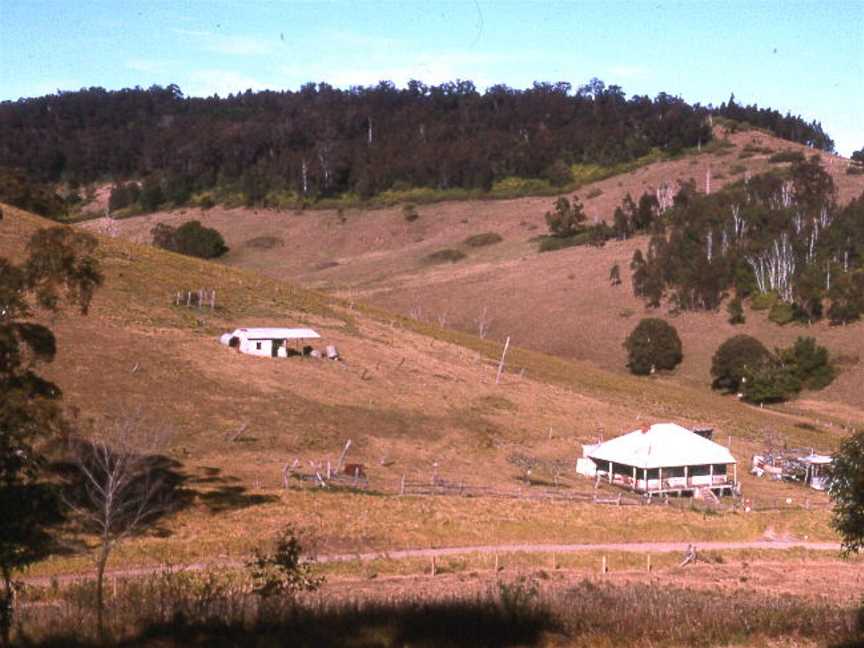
[281,470,831,513]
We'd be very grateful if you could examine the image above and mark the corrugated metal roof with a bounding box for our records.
[587,422,736,469]
[232,328,321,340]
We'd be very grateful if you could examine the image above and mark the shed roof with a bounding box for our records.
[232,328,321,340]
[587,423,736,469]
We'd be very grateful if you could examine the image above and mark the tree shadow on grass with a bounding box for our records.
[30,596,561,647]
[50,452,276,539]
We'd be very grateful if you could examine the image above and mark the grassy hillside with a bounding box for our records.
[0,203,850,579]
[86,127,864,416]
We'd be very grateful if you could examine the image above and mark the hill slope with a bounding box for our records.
[87,128,864,415]
[2,203,853,576]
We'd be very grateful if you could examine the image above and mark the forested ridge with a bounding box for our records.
[0,80,833,204]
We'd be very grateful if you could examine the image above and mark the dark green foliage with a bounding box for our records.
[107,182,140,212]
[627,157,864,319]
[463,232,502,247]
[0,168,65,220]
[719,336,835,403]
[623,318,683,375]
[853,148,864,164]
[425,249,466,264]
[0,226,102,645]
[828,429,864,555]
[711,335,771,392]
[612,192,659,240]
[630,249,663,308]
[139,175,164,213]
[715,95,834,151]
[768,150,806,164]
[0,82,719,201]
[779,336,835,390]
[768,301,795,325]
[828,272,864,325]
[726,296,745,324]
[544,196,586,238]
[537,234,588,253]
[151,221,228,259]
[543,160,573,187]
[242,168,269,207]
[742,362,801,404]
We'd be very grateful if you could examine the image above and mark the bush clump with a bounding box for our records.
[108,181,141,212]
[711,335,771,392]
[711,335,835,403]
[424,248,466,264]
[403,204,419,222]
[464,232,503,247]
[624,318,683,375]
[543,160,574,187]
[769,150,806,164]
[151,220,229,259]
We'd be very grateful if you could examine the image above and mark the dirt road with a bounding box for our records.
[23,540,840,587]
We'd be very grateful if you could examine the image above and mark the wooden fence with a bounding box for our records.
[282,470,830,513]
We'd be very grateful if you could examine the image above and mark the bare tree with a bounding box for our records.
[63,416,174,639]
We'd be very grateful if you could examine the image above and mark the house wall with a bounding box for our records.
[239,338,274,357]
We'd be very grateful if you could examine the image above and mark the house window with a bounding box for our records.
[255,342,262,350]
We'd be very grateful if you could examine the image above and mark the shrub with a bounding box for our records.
[544,196,587,238]
[537,233,589,252]
[729,164,748,175]
[750,291,778,311]
[585,187,603,199]
[140,175,164,212]
[151,220,228,259]
[726,296,745,324]
[0,167,66,219]
[780,336,835,390]
[768,301,795,325]
[403,204,419,222]
[623,318,683,375]
[244,235,284,250]
[464,232,503,247]
[711,335,771,392]
[769,150,806,164]
[847,165,864,176]
[543,160,574,187]
[108,182,141,212]
[424,249,466,264]
[742,361,801,403]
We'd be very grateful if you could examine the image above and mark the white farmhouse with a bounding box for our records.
[220,327,321,358]
[578,422,738,497]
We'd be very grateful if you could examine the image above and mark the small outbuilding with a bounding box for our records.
[220,327,321,358]
[579,422,738,497]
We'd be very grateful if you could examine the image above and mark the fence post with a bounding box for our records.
[601,555,608,575]
[431,556,436,577]
[495,553,500,572]
[400,474,405,496]
[646,554,651,573]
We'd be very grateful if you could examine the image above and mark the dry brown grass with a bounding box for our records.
[0,202,846,585]
[83,129,864,422]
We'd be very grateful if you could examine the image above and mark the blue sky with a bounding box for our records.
[1,0,861,154]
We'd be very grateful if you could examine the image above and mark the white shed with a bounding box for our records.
[583,422,738,497]
[220,327,321,358]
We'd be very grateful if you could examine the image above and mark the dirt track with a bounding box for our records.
[23,540,840,587]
